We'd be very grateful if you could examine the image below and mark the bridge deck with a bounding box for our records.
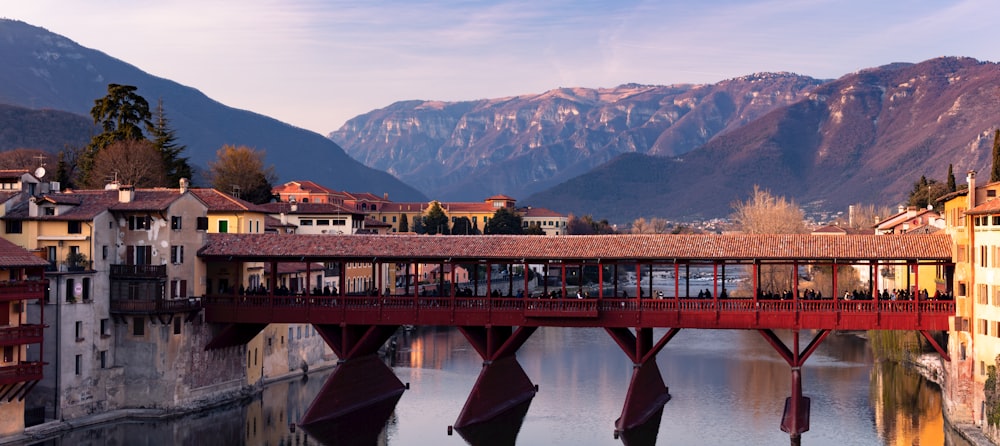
[202,295,953,331]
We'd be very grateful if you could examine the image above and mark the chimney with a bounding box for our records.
[383,192,389,200]
[968,170,977,210]
[179,178,189,193]
[289,197,298,213]
[118,185,135,203]
[848,205,855,227]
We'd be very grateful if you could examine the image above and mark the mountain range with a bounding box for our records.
[2,19,998,224]
[0,19,425,202]
[332,57,1000,222]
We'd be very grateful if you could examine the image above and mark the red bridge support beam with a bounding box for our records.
[606,327,679,432]
[300,324,403,426]
[454,325,538,428]
[758,329,830,443]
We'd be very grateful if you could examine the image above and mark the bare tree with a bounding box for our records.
[846,203,896,230]
[729,185,807,235]
[630,217,670,234]
[0,148,53,171]
[730,185,807,295]
[85,139,167,188]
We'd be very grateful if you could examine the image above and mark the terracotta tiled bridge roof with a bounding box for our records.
[199,233,953,262]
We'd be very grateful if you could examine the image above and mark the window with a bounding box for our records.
[218,220,228,233]
[127,245,152,265]
[75,321,83,341]
[196,217,209,231]
[82,278,91,302]
[133,317,145,336]
[316,219,330,226]
[170,280,188,299]
[990,190,998,198]
[171,216,182,230]
[66,278,75,302]
[102,245,108,260]
[300,220,313,226]
[3,346,12,363]
[100,351,107,369]
[68,221,82,234]
[100,318,110,337]
[332,219,346,226]
[128,215,152,230]
[171,245,184,264]
[173,317,182,335]
[75,355,82,375]
[44,207,55,216]
[4,220,21,234]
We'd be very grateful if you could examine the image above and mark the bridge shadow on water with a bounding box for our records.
[616,406,663,446]
[454,398,533,446]
[297,392,403,446]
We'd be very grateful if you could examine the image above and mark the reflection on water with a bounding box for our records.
[31,328,966,446]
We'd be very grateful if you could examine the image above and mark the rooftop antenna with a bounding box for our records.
[33,154,47,178]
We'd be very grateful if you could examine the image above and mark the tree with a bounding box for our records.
[86,139,168,188]
[947,163,957,193]
[398,214,409,233]
[524,223,545,235]
[485,208,523,235]
[80,84,152,185]
[729,185,806,234]
[566,214,616,235]
[452,216,474,235]
[906,175,946,211]
[729,186,806,295]
[411,215,425,234]
[630,217,670,234]
[992,129,1000,183]
[845,202,894,230]
[208,145,278,204]
[0,148,52,170]
[150,99,193,186]
[423,201,449,235]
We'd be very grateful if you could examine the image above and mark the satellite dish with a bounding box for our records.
[34,167,46,178]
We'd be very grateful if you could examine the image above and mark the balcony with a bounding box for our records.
[110,264,167,279]
[111,298,202,315]
[0,280,48,302]
[0,362,43,386]
[0,325,44,347]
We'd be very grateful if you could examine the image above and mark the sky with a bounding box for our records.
[4,0,998,135]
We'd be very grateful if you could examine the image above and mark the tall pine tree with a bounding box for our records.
[947,163,956,192]
[150,99,193,186]
[992,129,1000,182]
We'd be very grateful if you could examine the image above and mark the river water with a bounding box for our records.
[34,326,971,446]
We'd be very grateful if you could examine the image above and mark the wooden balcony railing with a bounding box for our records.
[110,264,167,279]
[0,325,44,346]
[110,298,202,314]
[0,362,43,386]
[0,280,48,302]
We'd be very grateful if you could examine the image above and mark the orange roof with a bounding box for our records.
[199,233,954,262]
[0,237,50,267]
[965,198,1000,215]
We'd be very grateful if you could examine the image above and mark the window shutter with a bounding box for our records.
[180,280,187,298]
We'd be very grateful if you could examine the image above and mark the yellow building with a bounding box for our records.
[940,171,1000,426]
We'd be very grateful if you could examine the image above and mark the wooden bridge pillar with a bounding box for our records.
[606,327,680,432]
[299,324,404,426]
[454,325,538,428]
[758,329,830,442]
